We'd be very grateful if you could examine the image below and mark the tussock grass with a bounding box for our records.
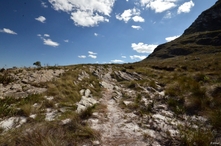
[0,119,99,146]
[179,126,213,146]
[0,94,44,118]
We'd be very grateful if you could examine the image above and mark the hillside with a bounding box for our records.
[0,1,221,145]
[143,0,221,61]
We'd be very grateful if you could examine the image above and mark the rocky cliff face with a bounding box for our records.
[144,0,221,60]
[183,0,221,35]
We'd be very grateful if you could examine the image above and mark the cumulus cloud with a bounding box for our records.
[37,34,59,47]
[89,55,97,59]
[111,60,124,63]
[131,42,158,53]
[88,51,97,55]
[44,34,50,37]
[78,55,86,58]
[131,25,142,30]
[88,51,97,59]
[94,33,98,36]
[43,39,59,47]
[35,16,46,23]
[64,39,69,42]
[71,10,109,27]
[116,8,144,23]
[177,0,194,14]
[165,35,180,42]
[48,0,115,27]
[132,16,145,22]
[121,56,126,58]
[130,55,146,60]
[0,28,17,35]
[140,0,178,13]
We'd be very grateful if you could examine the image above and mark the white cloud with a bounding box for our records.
[88,51,97,59]
[130,55,146,60]
[131,42,158,53]
[131,25,142,30]
[116,8,142,23]
[0,28,17,35]
[48,0,115,27]
[89,55,97,59]
[88,51,97,55]
[94,33,98,36]
[43,39,59,47]
[78,55,86,58]
[111,60,124,63]
[44,34,50,37]
[41,2,48,8]
[37,33,59,47]
[121,56,126,58]
[35,16,46,23]
[140,0,177,13]
[165,35,180,42]
[164,11,172,19]
[177,0,194,14]
[64,39,69,42]
[132,16,145,22]
[71,10,109,27]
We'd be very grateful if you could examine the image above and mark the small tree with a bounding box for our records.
[33,61,42,68]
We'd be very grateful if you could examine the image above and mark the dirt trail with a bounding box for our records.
[89,70,148,146]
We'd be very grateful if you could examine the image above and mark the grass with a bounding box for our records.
[0,119,99,146]
[0,73,14,85]
[179,126,213,146]
[0,94,44,118]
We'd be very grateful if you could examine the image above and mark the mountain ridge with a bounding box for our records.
[143,0,221,61]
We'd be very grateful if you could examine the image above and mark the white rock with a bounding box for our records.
[92,140,100,145]
[44,96,54,101]
[61,118,71,125]
[152,114,167,121]
[0,117,27,131]
[45,108,57,121]
[123,101,133,106]
[80,89,85,96]
[29,114,37,119]
[85,89,91,97]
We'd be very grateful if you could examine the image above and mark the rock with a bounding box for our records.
[123,101,133,106]
[92,140,100,145]
[21,79,28,84]
[101,81,114,90]
[61,118,71,125]
[29,114,37,119]
[44,96,54,101]
[85,89,91,97]
[10,84,22,91]
[0,117,27,131]
[80,89,85,96]
[76,96,98,113]
[45,108,57,121]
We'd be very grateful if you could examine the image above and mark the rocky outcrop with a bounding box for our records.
[76,89,98,113]
[0,68,64,99]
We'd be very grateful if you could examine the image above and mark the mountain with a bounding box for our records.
[143,0,221,61]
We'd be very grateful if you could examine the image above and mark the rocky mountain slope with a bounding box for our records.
[144,0,221,60]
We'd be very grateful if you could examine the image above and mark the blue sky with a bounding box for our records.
[0,0,217,68]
